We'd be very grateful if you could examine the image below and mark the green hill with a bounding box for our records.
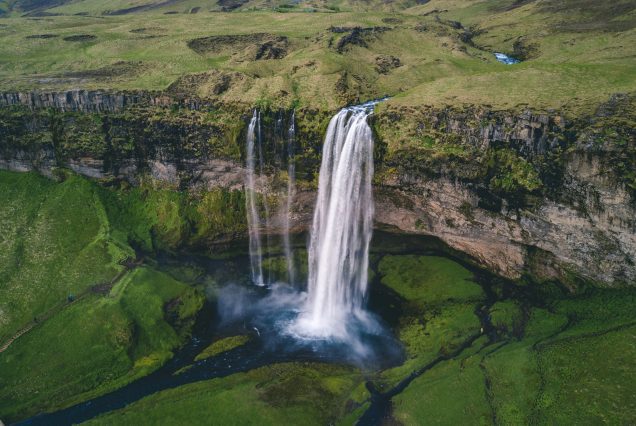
[0,0,633,112]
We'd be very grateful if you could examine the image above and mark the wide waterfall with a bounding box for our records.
[245,110,264,286]
[294,102,376,339]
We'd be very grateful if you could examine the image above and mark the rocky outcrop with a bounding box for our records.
[374,153,635,287]
[372,95,636,286]
[0,90,220,112]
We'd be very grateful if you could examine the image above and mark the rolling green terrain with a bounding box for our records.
[0,0,634,112]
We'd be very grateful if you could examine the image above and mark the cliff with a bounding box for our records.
[1,90,634,288]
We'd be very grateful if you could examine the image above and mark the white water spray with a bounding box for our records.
[294,103,376,339]
[245,110,264,286]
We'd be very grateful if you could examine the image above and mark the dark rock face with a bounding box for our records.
[62,34,97,42]
[334,27,390,53]
[1,90,634,288]
[187,33,289,60]
[375,55,401,74]
[0,90,216,112]
[217,0,248,11]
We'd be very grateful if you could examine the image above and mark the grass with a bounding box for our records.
[375,254,485,386]
[0,170,235,343]
[0,170,210,422]
[85,362,365,425]
[377,255,484,304]
[535,326,636,424]
[1,170,635,424]
[0,1,632,112]
[392,355,492,425]
[194,335,250,361]
[0,267,204,422]
[386,286,636,425]
[0,170,130,342]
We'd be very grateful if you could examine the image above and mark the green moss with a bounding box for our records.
[0,171,128,342]
[261,249,309,283]
[535,326,636,424]
[488,148,542,194]
[479,308,567,425]
[100,180,247,252]
[378,255,484,305]
[0,171,207,422]
[489,300,524,338]
[191,188,247,244]
[392,355,491,425]
[85,363,365,426]
[194,335,251,361]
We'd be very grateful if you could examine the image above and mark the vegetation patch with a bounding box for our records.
[85,363,365,426]
[187,33,289,60]
[378,255,484,305]
[194,335,251,361]
[0,267,203,423]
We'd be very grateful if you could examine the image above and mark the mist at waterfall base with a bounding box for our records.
[215,281,402,367]
[227,100,401,366]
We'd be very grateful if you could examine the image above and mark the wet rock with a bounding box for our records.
[513,38,540,60]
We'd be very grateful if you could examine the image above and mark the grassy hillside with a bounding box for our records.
[0,0,633,112]
[0,170,208,421]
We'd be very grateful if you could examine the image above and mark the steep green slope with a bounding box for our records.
[0,170,209,422]
[0,267,203,422]
[0,171,131,342]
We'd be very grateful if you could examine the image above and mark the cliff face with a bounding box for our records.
[1,90,634,288]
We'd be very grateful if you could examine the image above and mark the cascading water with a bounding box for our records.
[282,111,297,285]
[245,110,265,286]
[257,111,274,285]
[293,102,376,339]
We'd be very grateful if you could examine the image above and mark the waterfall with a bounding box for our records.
[295,103,375,339]
[282,111,296,285]
[257,111,273,285]
[245,110,264,286]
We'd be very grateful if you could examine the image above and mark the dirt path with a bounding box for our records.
[0,258,141,354]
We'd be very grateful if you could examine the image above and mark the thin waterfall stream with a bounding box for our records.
[245,110,264,286]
